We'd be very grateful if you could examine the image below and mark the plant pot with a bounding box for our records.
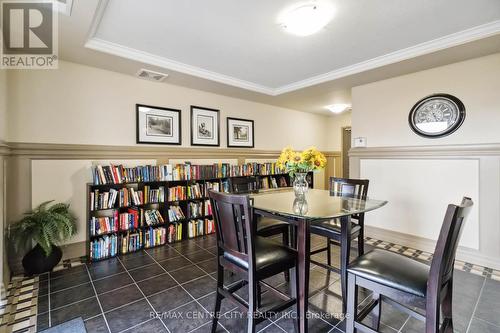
[22,244,62,276]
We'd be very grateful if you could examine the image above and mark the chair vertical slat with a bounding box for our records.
[346,197,473,333]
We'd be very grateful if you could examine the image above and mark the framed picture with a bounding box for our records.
[190,106,220,146]
[136,104,181,145]
[227,117,254,148]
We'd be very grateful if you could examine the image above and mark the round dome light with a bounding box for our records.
[279,2,334,36]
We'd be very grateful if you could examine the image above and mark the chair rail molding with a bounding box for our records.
[6,142,340,159]
[349,143,500,158]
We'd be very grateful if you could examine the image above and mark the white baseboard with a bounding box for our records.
[365,225,500,270]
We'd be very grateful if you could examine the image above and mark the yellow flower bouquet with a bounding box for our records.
[276,146,327,177]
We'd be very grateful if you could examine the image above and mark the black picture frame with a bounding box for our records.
[190,105,220,147]
[136,104,182,145]
[227,117,255,148]
[408,93,466,139]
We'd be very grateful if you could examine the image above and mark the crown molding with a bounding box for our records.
[85,3,500,96]
[274,20,500,94]
[85,38,277,95]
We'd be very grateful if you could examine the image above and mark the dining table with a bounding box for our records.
[250,188,387,333]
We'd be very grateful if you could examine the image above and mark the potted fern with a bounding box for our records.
[9,201,77,275]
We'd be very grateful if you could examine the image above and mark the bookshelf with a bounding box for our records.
[87,163,313,262]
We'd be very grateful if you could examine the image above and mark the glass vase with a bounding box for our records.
[292,172,309,198]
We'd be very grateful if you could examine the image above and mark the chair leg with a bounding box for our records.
[425,296,440,333]
[257,283,262,308]
[327,239,332,266]
[211,264,224,333]
[283,227,290,282]
[346,273,358,333]
[441,279,454,333]
[341,231,351,313]
[291,265,300,333]
[357,231,364,256]
[370,293,381,331]
[247,277,258,333]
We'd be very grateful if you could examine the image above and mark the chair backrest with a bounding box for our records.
[231,176,259,194]
[428,197,473,292]
[208,190,255,269]
[330,177,369,200]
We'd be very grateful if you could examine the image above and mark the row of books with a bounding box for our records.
[93,162,288,185]
[90,187,143,210]
[204,200,213,216]
[168,186,186,201]
[142,209,165,226]
[187,201,203,218]
[90,213,118,236]
[93,164,173,185]
[167,205,185,221]
[89,220,209,260]
[187,183,203,199]
[90,189,117,211]
[90,235,119,260]
[187,219,215,238]
[168,223,183,243]
[119,209,140,231]
[144,226,167,248]
[144,186,165,204]
[121,231,143,254]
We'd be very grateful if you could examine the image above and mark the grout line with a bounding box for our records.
[47,295,97,312]
[89,270,126,283]
[397,315,411,333]
[167,244,218,279]
[474,317,500,329]
[465,277,487,333]
[84,265,112,333]
[142,249,227,332]
[46,280,92,295]
[115,256,172,333]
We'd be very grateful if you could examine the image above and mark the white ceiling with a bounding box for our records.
[58,0,500,114]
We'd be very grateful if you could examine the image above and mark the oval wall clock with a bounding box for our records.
[408,93,466,138]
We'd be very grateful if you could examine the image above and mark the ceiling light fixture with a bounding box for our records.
[279,1,334,36]
[326,104,351,114]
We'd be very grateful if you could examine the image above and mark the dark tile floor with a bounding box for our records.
[36,234,500,333]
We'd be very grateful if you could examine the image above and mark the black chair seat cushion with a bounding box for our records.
[223,236,296,277]
[348,249,429,298]
[310,219,361,238]
[257,217,288,234]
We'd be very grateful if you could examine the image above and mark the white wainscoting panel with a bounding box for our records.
[32,159,156,245]
[360,159,479,250]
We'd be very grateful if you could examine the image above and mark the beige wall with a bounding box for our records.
[352,53,500,147]
[7,60,330,150]
[350,53,500,269]
[0,70,6,141]
[326,111,351,151]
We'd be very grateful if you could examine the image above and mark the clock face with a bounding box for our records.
[409,94,465,138]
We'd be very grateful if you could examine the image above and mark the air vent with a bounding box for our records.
[135,69,169,82]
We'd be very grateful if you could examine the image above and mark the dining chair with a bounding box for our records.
[309,178,369,271]
[346,197,473,333]
[231,176,291,281]
[208,190,299,333]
